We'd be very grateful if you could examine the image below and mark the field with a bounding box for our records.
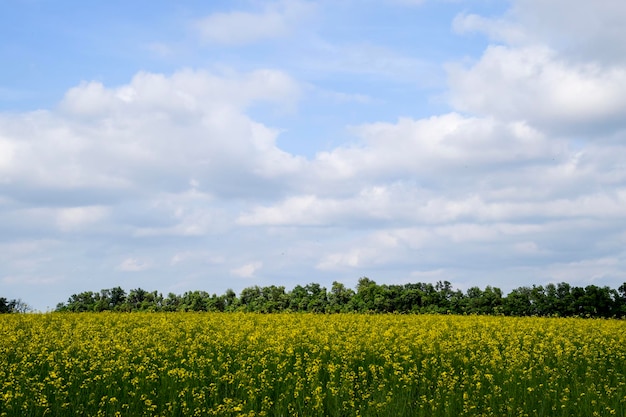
[1,313,625,416]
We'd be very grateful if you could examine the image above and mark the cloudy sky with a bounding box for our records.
[2,0,626,311]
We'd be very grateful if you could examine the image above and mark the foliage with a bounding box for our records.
[1,313,625,416]
[54,279,626,318]
[0,298,30,314]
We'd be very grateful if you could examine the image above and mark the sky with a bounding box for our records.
[1,0,626,311]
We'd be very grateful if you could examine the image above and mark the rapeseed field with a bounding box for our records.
[1,313,625,416]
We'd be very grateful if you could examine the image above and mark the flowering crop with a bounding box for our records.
[1,313,625,416]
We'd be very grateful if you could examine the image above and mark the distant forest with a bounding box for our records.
[43,278,626,318]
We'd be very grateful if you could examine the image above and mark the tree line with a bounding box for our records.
[50,278,626,318]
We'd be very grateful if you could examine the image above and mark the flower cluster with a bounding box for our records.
[1,313,625,416]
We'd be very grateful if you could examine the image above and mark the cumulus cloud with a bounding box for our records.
[448,0,626,139]
[448,45,626,134]
[236,102,625,239]
[297,113,565,202]
[0,68,302,202]
[61,68,300,116]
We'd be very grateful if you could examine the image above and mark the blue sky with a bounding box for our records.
[2,0,626,311]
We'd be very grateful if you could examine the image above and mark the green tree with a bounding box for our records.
[259,286,288,313]
[503,287,532,316]
[304,283,328,312]
[60,291,98,312]
[239,286,263,312]
[288,285,308,312]
[224,289,238,311]
[179,291,207,311]
[398,285,423,313]
[579,285,616,317]
[327,281,355,312]
[0,297,10,314]
[555,282,575,316]
[163,292,181,312]
[351,278,391,312]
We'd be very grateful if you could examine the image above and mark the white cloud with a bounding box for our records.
[195,0,315,45]
[448,45,626,133]
[118,258,152,272]
[60,68,300,116]
[56,206,109,232]
[0,137,16,174]
[230,261,263,278]
[131,189,228,237]
[238,190,397,227]
[235,105,626,230]
[317,249,369,270]
[0,68,302,197]
[303,113,562,200]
